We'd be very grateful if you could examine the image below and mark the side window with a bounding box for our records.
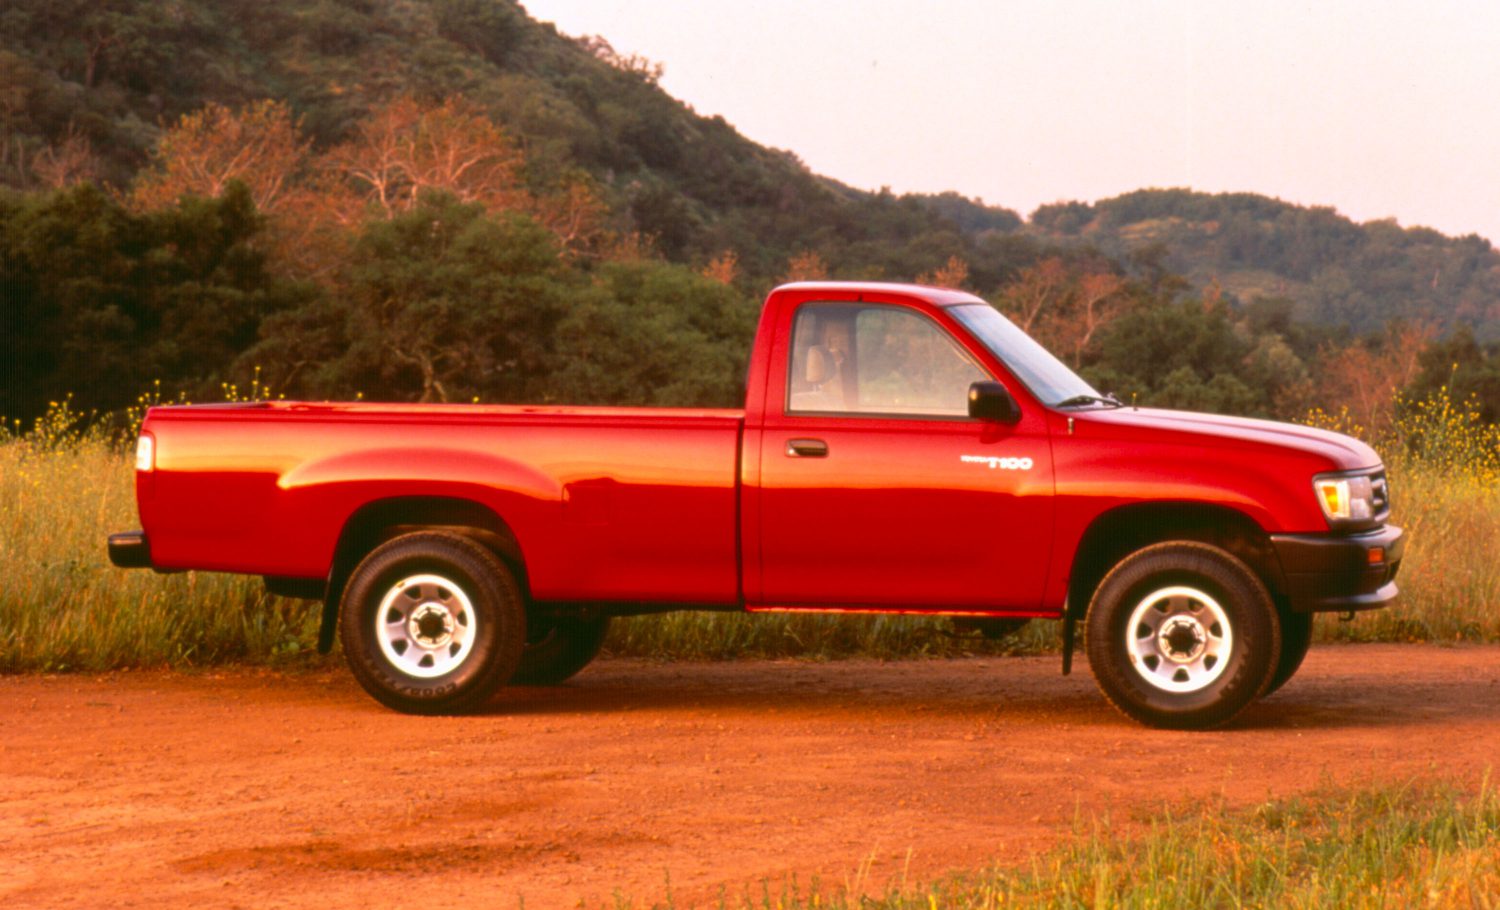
[787,303,988,416]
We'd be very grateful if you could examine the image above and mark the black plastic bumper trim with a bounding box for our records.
[1270,524,1404,613]
[107,531,153,569]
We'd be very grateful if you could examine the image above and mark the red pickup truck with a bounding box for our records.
[109,281,1403,729]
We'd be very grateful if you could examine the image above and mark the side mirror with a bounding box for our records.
[968,381,1021,423]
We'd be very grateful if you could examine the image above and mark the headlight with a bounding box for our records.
[135,434,155,472]
[1313,472,1374,523]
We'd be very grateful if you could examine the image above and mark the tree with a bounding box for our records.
[1050,270,1127,367]
[576,35,665,85]
[249,195,570,404]
[528,171,609,254]
[783,250,828,282]
[30,129,99,189]
[0,182,310,423]
[323,96,524,219]
[1152,367,1261,414]
[700,250,739,285]
[131,101,309,213]
[917,255,969,289]
[433,0,524,66]
[1085,297,1266,415]
[544,260,758,407]
[1242,333,1314,418]
[995,258,1128,366]
[319,97,606,256]
[995,257,1068,334]
[1404,326,1500,423]
[1316,322,1433,436]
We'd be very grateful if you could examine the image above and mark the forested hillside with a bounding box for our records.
[0,0,1042,286]
[3,0,1499,436]
[1034,190,1500,336]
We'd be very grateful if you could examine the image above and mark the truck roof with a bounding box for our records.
[770,281,986,307]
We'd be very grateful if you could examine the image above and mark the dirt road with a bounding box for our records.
[3,644,1498,908]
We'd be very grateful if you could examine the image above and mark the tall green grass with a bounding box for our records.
[1321,464,1500,644]
[604,779,1500,909]
[1,392,1497,671]
[1308,390,1500,645]
[0,437,318,671]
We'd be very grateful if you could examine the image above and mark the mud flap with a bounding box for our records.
[317,597,339,654]
[317,570,345,654]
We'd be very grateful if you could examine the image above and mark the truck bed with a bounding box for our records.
[139,402,745,604]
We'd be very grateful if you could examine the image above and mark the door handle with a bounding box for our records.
[785,438,828,458]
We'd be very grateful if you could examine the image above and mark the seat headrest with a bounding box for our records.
[805,345,833,384]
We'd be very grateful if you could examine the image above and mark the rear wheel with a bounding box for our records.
[1085,541,1281,730]
[339,531,525,714]
[1264,609,1313,696]
[510,615,611,685]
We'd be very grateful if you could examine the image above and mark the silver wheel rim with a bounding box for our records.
[1125,585,1233,694]
[375,573,477,679]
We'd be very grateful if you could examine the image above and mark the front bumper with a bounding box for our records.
[107,530,153,569]
[1270,524,1404,613]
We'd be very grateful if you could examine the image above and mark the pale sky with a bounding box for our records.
[521,0,1500,243]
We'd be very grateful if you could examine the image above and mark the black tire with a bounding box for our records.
[510,615,611,685]
[1085,541,1281,730]
[1263,609,1313,696]
[339,531,525,714]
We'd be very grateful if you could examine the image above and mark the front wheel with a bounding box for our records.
[1263,609,1313,696]
[339,531,526,714]
[1085,541,1281,730]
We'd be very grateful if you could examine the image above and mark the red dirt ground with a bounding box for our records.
[3,644,1498,909]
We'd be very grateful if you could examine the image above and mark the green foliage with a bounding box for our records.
[250,194,571,403]
[6,0,1500,429]
[545,260,757,407]
[1392,389,1500,483]
[0,0,1054,292]
[1039,188,1500,339]
[6,0,1499,344]
[432,0,524,67]
[5,398,1499,672]
[339,195,569,402]
[642,780,1500,910]
[0,182,312,424]
[912,191,1022,235]
[1405,325,1500,423]
[0,430,322,671]
[1084,297,1274,415]
[243,194,759,408]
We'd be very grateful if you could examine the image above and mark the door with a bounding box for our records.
[755,301,1055,610]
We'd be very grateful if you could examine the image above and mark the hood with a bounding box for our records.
[1077,407,1382,472]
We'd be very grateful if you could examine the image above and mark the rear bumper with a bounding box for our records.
[1270,524,1404,613]
[107,530,153,569]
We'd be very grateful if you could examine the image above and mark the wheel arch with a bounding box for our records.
[1066,502,1286,620]
[317,496,528,652]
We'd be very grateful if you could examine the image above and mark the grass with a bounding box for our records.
[600,778,1500,909]
[0,438,319,671]
[1,390,1498,671]
[1320,464,1500,644]
[1308,390,1500,645]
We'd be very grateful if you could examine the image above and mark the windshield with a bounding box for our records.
[948,304,1102,406]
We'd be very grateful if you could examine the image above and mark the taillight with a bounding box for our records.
[135,434,155,472]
